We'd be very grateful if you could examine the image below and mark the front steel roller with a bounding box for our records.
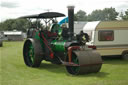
[23,38,43,67]
[66,49,102,75]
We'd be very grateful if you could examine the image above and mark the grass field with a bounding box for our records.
[0,41,128,85]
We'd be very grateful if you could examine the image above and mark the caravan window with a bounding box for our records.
[98,30,114,41]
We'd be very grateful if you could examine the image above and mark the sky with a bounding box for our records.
[0,0,128,22]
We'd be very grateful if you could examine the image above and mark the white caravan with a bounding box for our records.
[83,21,128,59]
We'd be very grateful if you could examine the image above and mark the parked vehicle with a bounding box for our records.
[83,21,128,59]
[0,32,3,47]
[20,6,102,75]
[3,31,24,41]
[0,32,4,47]
[0,39,2,47]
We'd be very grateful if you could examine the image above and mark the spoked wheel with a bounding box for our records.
[23,39,43,67]
[66,52,80,75]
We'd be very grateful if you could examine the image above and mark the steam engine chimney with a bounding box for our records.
[67,6,75,39]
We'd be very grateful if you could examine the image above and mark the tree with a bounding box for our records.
[119,12,124,20]
[87,9,104,21]
[74,10,87,21]
[0,19,15,31]
[0,18,29,32]
[87,7,119,21]
[121,9,128,20]
[103,7,118,20]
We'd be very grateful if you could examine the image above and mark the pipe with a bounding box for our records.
[67,6,75,39]
[68,46,80,62]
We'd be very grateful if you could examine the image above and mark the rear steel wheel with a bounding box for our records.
[28,42,34,64]
[23,39,43,67]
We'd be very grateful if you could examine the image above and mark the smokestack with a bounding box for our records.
[67,6,75,38]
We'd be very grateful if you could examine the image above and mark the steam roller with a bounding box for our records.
[22,6,102,75]
[65,49,102,75]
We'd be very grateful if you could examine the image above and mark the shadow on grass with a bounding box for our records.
[39,62,66,74]
[72,72,109,78]
[102,56,121,60]
[38,62,109,78]
[102,56,128,65]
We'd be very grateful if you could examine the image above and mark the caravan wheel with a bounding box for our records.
[122,51,128,60]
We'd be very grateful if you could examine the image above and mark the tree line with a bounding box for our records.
[0,7,128,32]
[74,7,128,21]
[0,18,29,32]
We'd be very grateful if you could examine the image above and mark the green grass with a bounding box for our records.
[0,41,128,85]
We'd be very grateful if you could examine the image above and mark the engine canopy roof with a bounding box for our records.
[20,12,65,19]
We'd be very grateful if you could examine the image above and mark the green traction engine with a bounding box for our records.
[22,6,102,75]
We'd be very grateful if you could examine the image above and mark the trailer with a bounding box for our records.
[83,21,128,59]
[3,31,24,41]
